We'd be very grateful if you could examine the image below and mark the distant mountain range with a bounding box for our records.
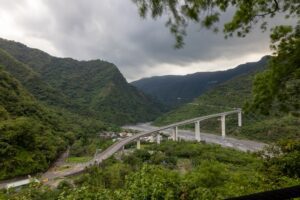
[153,58,300,143]
[132,56,269,107]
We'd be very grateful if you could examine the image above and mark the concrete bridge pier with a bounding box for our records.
[156,133,161,144]
[195,121,201,142]
[172,127,178,141]
[238,110,242,127]
[221,115,226,139]
[137,138,141,149]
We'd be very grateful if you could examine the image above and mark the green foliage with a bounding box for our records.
[66,156,92,163]
[0,67,67,179]
[133,0,299,119]
[4,141,300,200]
[125,164,181,199]
[247,25,300,115]
[69,137,114,157]
[152,62,264,126]
[231,114,300,142]
[133,0,299,48]
[262,139,300,178]
[0,38,164,125]
[0,37,164,180]
[132,58,267,107]
[153,60,299,142]
[0,65,108,180]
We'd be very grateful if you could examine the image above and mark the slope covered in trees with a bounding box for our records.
[154,61,300,142]
[0,66,71,179]
[0,38,163,125]
[0,37,164,180]
[132,57,268,106]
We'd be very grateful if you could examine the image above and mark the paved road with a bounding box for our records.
[40,121,266,183]
[0,110,266,189]
[123,123,266,152]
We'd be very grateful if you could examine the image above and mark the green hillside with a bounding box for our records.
[0,49,75,108]
[0,38,163,125]
[154,68,300,142]
[0,65,112,179]
[0,37,164,180]
[132,56,268,107]
[0,66,69,179]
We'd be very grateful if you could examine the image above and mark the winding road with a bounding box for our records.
[0,110,267,189]
[123,122,266,152]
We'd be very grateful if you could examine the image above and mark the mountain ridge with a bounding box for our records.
[0,38,163,125]
[132,56,269,107]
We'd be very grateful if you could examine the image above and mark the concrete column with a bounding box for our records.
[156,133,161,144]
[172,127,178,141]
[137,138,141,149]
[238,111,242,127]
[221,115,226,139]
[195,121,201,142]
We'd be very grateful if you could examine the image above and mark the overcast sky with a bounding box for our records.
[0,0,293,81]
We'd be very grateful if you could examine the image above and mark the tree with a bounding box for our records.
[133,0,298,47]
[132,0,300,114]
[246,25,300,114]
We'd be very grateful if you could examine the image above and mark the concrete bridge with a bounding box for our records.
[2,109,265,189]
[41,109,248,181]
[92,109,244,164]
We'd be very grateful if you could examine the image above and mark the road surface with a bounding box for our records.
[123,122,266,152]
[0,116,267,189]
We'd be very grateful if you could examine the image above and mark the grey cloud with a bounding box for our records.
[0,0,292,81]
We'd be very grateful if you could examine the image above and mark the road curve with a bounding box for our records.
[1,110,266,189]
[123,123,266,152]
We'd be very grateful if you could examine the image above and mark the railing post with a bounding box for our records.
[173,127,178,141]
[221,115,226,139]
[195,121,201,142]
[238,110,242,127]
[137,138,141,149]
[156,133,161,144]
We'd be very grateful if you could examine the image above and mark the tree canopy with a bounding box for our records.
[133,0,299,48]
[133,0,300,115]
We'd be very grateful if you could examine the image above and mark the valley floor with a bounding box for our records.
[123,123,266,152]
[0,122,267,190]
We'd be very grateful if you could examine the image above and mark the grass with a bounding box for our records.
[66,156,92,163]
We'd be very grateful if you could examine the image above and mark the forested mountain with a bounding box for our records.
[0,66,71,179]
[0,58,114,179]
[154,65,300,142]
[0,38,163,125]
[0,37,164,179]
[132,57,269,107]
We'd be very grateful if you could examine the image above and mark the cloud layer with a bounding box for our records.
[0,0,291,81]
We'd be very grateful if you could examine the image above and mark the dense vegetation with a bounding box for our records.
[0,38,163,125]
[133,0,299,117]
[132,57,267,107]
[247,25,300,115]
[153,62,300,142]
[0,2,299,198]
[0,67,68,179]
[0,37,164,180]
[2,141,299,199]
[0,64,115,179]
